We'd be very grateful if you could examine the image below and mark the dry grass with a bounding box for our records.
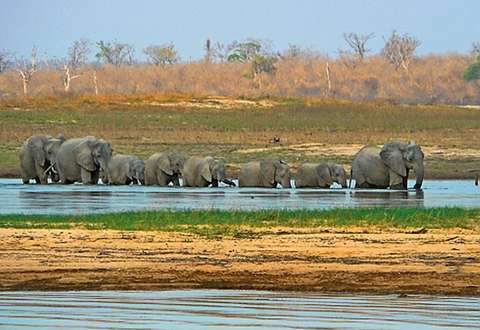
[1,94,479,178]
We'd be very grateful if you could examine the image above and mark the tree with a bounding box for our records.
[16,47,38,95]
[204,38,227,62]
[68,39,90,69]
[342,32,375,60]
[382,31,421,72]
[143,43,179,65]
[463,56,480,82]
[471,42,480,58]
[0,50,12,73]
[226,39,268,62]
[95,40,135,66]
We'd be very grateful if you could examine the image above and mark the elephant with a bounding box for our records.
[56,136,113,184]
[351,141,424,190]
[182,156,236,187]
[295,162,347,188]
[144,151,185,186]
[19,134,65,184]
[238,159,292,188]
[105,154,145,185]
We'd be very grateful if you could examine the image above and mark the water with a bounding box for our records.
[0,290,478,329]
[0,179,479,214]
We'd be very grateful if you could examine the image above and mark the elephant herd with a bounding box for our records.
[19,135,425,190]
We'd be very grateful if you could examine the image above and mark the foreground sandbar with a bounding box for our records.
[0,227,479,295]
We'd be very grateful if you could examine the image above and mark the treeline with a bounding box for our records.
[0,34,479,104]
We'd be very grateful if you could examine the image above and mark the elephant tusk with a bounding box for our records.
[43,162,56,175]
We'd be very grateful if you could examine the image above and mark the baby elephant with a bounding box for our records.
[295,162,347,188]
[238,159,291,188]
[182,156,235,187]
[106,154,145,185]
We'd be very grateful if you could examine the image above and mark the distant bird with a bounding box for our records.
[270,136,280,144]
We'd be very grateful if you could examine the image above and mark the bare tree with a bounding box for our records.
[95,40,135,66]
[16,47,38,95]
[343,32,375,60]
[0,50,12,73]
[143,43,179,65]
[472,42,480,58]
[62,64,82,92]
[68,39,90,69]
[382,31,421,72]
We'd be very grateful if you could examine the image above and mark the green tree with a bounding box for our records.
[463,56,480,81]
[143,43,179,65]
[95,40,134,66]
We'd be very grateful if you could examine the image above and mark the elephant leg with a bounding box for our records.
[80,169,93,184]
[389,170,405,190]
[90,171,100,184]
[35,165,48,184]
[172,176,181,187]
[34,177,41,184]
[125,178,133,185]
[131,178,138,185]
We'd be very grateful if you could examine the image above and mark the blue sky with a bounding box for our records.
[0,0,478,60]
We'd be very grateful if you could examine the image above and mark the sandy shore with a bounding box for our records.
[0,228,479,295]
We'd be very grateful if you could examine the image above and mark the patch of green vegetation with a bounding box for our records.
[0,208,478,238]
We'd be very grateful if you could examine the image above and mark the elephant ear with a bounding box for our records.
[73,141,96,172]
[200,159,213,183]
[317,164,333,187]
[27,138,46,167]
[158,155,173,176]
[380,142,406,177]
[260,160,276,186]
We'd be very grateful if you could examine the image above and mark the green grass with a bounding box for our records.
[1,208,478,238]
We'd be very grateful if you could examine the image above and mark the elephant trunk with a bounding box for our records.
[413,162,424,190]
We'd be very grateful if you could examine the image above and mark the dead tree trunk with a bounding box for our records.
[325,61,332,96]
[93,70,99,95]
[62,65,81,92]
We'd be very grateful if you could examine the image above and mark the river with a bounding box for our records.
[0,179,478,214]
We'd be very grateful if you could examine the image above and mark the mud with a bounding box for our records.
[1,227,479,295]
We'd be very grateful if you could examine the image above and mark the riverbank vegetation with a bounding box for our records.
[1,208,479,238]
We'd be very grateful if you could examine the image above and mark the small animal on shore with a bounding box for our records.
[182,156,235,187]
[295,162,347,188]
[238,159,291,188]
[350,141,424,190]
[144,151,185,186]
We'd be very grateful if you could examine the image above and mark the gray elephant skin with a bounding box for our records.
[182,156,235,187]
[105,154,145,185]
[56,136,113,184]
[19,134,65,184]
[295,162,347,188]
[144,152,185,186]
[351,141,424,190]
[238,159,291,188]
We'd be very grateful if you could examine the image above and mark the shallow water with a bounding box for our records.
[0,290,478,329]
[0,179,479,214]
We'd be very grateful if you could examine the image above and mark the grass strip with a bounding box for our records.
[0,208,479,238]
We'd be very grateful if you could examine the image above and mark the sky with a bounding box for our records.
[0,0,479,61]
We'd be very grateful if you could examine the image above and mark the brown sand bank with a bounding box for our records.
[0,228,479,295]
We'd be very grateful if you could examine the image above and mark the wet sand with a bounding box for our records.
[0,227,479,295]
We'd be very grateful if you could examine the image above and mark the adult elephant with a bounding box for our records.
[351,141,424,190]
[238,159,291,188]
[144,152,185,186]
[56,136,112,184]
[295,162,347,188]
[182,156,236,187]
[19,134,65,184]
[105,154,145,185]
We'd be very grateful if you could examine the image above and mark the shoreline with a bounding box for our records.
[1,226,478,295]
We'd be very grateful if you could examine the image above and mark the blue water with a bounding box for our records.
[0,179,478,214]
[0,290,478,329]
